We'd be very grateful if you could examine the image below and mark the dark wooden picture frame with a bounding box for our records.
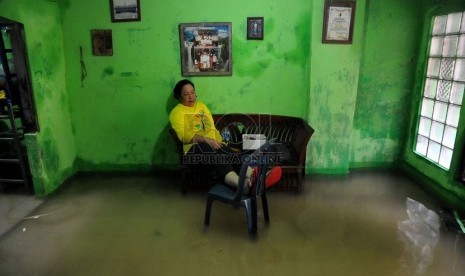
[178,22,232,77]
[322,1,356,44]
[247,17,264,40]
[110,0,141,23]
[91,29,113,56]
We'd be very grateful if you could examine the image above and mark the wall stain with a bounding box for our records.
[235,13,309,78]
[121,71,139,77]
[268,14,310,68]
[101,66,114,80]
[39,127,62,193]
[42,131,59,170]
[127,27,150,33]
[58,0,71,9]
[266,43,274,53]
[238,82,253,96]
[127,28,150,46]
[338,69,355,88]
[133,85,143,91]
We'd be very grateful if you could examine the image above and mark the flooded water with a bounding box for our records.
[0,170,464,276]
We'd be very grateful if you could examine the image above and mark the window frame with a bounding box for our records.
[414,12,465,172]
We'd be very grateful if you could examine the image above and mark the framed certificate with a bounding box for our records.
[322,1,356,44]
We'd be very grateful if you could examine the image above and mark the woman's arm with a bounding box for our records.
[191,134,223,149]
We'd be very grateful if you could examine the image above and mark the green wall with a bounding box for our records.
[0,0,76,196]
[308,0,366,174]
[350,0,422,169]
[59,0,312,172]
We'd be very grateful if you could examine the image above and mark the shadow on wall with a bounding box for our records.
[150,91,179,170]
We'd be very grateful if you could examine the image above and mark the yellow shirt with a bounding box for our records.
[169,101,223,153]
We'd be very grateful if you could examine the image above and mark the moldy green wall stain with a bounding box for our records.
[350,0,422,168]
[308,0,365,174]
[101,66,114,79]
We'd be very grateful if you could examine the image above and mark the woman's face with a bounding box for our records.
[180,84,196,107]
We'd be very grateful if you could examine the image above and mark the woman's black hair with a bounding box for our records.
[173,79,195,100]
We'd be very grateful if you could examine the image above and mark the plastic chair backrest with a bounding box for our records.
[234,138,277,200]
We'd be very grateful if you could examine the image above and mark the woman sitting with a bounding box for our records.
[169,79,281,194]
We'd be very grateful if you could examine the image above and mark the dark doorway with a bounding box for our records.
[0,17,38,194]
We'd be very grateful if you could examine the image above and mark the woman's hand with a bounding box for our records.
[205,137,223,150]
[192,135,223,150]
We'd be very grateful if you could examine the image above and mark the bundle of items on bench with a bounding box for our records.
[170,113,315,193]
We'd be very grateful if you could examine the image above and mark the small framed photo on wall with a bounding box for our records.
[91,29,113,56]
[110,0,141,22]
[322,1,356,44]
[247,17,264,40]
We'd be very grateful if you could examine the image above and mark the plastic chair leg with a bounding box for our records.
[244,199,258,233]
[204,197,213,226]
[261,194,270,223]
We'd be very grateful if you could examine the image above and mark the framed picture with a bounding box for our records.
[91,29,113,56]
[178,22,232,77]
[322,1,356,44]
[247,17,264,40]
[110,0,141,22]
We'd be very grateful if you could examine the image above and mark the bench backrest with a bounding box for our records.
[213,113,314,165]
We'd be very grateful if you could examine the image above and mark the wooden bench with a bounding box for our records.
[170,114,315,193]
